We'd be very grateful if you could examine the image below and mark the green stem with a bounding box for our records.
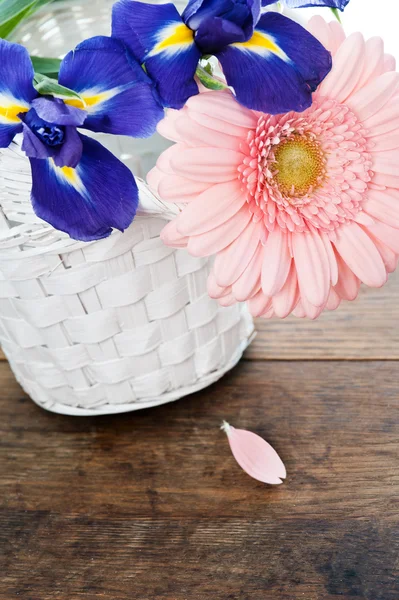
[330,7,342,23]
[195,63,227,91]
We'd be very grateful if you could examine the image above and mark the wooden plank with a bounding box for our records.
[0,360,397,599]
[2,270,399,362]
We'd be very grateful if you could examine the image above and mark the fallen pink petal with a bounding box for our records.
[221,421,287,485]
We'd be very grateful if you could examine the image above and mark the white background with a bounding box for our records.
[298,0,399,58]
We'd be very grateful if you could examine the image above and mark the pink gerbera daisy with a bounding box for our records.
[149,17,399,319]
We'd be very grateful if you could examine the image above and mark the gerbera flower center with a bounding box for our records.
[238,97,373,237]
[273,135,325,198]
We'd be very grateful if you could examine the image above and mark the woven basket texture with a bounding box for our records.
[0,0,254,415]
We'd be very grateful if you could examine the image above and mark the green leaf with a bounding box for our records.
[0,0,51,24]
[0,0,54,39]
[33,73,85,107]
[0,3,33,38]
[31,55,61,78]
[330,7,342,23]
[196,64,227,91]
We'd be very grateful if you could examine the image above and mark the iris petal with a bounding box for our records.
[30,134,138,241]
[193,16,248,54]
[22,122,51,160]
[112,1,200,109]
[274,0,349,9]
[216,11,332,113]
[0,122,22,148]
[58,36,164,137]
[259,12,332,92]
[32,97,87,127]
[183,0,261,53]
[0,39,37,147]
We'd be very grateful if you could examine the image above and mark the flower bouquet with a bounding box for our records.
[0,0,398,417]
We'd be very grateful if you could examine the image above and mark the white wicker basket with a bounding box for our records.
[0,0,254,415]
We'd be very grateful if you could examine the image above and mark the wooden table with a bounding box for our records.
[1,274,398,600]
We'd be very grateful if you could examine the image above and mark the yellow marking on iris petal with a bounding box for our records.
[65,88,122,111]
[151,23,194,56]
[52,161,87,197]
[63,97,87,110]
[0,104,29,123]
[82,91,113,107]
[60,166,78,184]
[58,165,85,193]
[233,30,288,60]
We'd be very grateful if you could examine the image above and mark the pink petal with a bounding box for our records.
[293,301,306,319]
[384,54,396,72]
[207,272,231,299]
[188,108,250,138]
[160,220,189,248]
[221,421,286,485]
[373,173,399,190]
[261,228,292,297]
[259,307,276,319]
[334,251,361,301]
[333,223,387,287]
[308,16,346,55]
[247,289,272,317]
[372,173,399,189]
[147,166,163,194]
[373,150,399,176]
[369,131,399,152]
[170,147,244,183]
[354,212,375,227]
[320,232,339,286]
[326,288,341,311]
[328,21,347,55]
[367,220,399,254]
[214,220,262,287]
[158,174,210,204]
[353,37,385,94]
[318,33,365,103]
[363,188,399,229]
[292,231,330,308]
[364,102,399,132]
[370,237,398,274]
[218,293,237,307]
[187,205,252,257]
[300,295,326,320]
[232,244,263,302]
[272,263,299,319]
[156,143,187,175]
[157,109,183,142]
[346,71,399,122]
[176,181,245,236]
[307,16,333,52]
[367,115,399,138]
[174,114,242,151]
[187,91,258,128]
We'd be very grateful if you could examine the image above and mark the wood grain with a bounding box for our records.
[1,360,398,600]
[2,271,399,363]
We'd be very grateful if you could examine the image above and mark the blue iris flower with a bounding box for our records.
[262,0,349,9]
[112,0,333,114]
[0,37,164,241]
